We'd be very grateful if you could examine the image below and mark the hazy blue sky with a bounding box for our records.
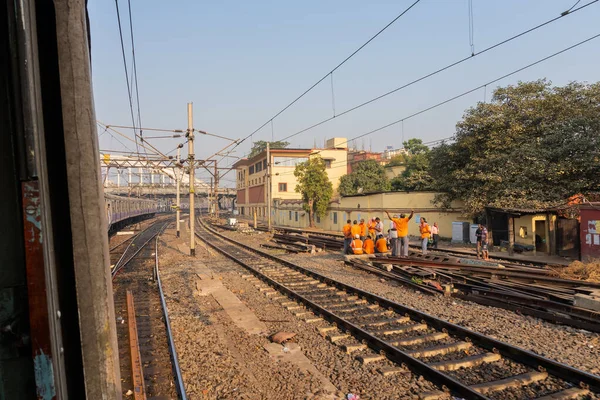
[89,0,600,185]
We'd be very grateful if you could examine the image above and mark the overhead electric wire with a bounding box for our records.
[269,33,600,177]
[126,0,144,155]
[228,0,422,153]
[114,0,140,159]
[276,0,598,143]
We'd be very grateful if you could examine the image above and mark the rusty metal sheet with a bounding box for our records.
[22,181,56,400]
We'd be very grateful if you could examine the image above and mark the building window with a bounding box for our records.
[316,215,321,223]
[289,211,292,220]
[324,159,332,168]
[333,212,338,224]
[255,162,262,173]
[249,165,254,174]
[295,212,298,222]
[273,156,308,167]
[263,159,267,169]
[278,183,287,192]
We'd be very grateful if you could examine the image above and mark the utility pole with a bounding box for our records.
[175,144,182,238]
[187,103,195,256]
[267,142,272,231]
[214,161,219,219]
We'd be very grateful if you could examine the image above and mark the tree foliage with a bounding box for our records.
[431,80,600,214]
[248,140,290,158]
[294,156,333,227]
[390,139,435,191]
[339,160,391,196]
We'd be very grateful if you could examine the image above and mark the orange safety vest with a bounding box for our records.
[351,239,364,254]
[363,239,374,254]
[351,224,361,238]
[376,238,388,253]
[343,224,352,238]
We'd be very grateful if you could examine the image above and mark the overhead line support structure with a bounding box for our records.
[187,103,195,256]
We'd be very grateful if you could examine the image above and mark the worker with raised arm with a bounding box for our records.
[342,219,352,254]
[386,210,414,258]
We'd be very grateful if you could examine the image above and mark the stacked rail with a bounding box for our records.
[198,218,600,400]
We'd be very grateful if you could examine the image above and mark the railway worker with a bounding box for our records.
[375,235,388,253]
[420,217,431,255]
[476,224,483,259]
[359,218,368,241]
[431,222,440,249]
[351,220,361,239]
[375,217,384,239]
[367,218,377,240]
[363,236,375,254]
[388,215,399,256]
[343,219,353,254]
[350,234,364,255]
[386,210,414,258]
[480,224,490,261]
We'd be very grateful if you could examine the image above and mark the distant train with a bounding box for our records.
[105,194,169,231]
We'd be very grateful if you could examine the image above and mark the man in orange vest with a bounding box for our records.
[420,217,431,255]
[350,234,363,255]
[386,210,414,257]
[351,220,361,239]
[375,236,388,253]
[363,236,375,254]
[342,219,352,254]
[359,218,368,241]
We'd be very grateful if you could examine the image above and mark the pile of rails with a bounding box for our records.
[266,232,342,253]
[348,253,600,333]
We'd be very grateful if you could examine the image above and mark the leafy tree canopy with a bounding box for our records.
[431,79,600,214]
[248,140,290,158]
[294,156,333,227]
[391,139,435,191]
[339,159,391,196]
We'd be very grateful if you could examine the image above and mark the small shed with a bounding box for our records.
[580,203,600,261]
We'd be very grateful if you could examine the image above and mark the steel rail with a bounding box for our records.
[195,220,486,399]
[112,221,166,278]
[154,224,188,400]
[198,218,600,395]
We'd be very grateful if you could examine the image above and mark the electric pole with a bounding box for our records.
[175,144,182,238]
[214,161,219,219]
[267,142,272,231]
[187,103,195,256]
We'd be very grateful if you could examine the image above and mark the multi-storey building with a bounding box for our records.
[233,141,347,219]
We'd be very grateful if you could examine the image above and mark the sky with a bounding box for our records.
[89,0,600,187]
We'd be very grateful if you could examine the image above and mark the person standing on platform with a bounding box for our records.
[420,217,431,255]
[368,218,377,240]
[386,210,414,258]
[431,222,439,249]
[359,219,368,241]
[375,217,383,239]
[481,225,489,261]
[475,224,483,259]
[342,219,352,254]
[351,220,361,240]
[363,236,375,254]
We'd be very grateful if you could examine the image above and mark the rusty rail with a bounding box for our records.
[126,290,146,400]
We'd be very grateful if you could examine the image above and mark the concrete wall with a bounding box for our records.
[271,192,467,238]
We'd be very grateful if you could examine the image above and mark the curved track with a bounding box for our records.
[196,218,599,400]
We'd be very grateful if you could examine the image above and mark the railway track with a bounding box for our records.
[112,219,187,399]
[197,218,599,400]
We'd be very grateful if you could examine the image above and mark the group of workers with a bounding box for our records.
[342,212,440,256]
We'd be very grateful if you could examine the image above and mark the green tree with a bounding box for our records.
[338,160,391,196]
[294,156,333,227]
[390,139,434,191]
[248,140,290,158]
[431,80,600,213]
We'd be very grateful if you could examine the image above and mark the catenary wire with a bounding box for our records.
[114,0,140,159]
[228,0,422,152]
[276,0,598,143]
[269,33,600,177]
[127,0,145,156]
